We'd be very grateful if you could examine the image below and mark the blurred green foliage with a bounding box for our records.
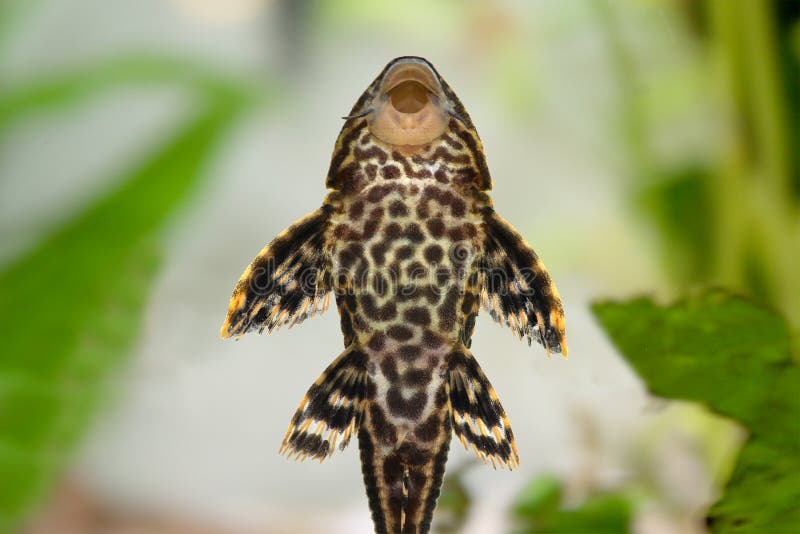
[638,165,714,283]
[512,475,631,534]
[1,1,797,532]
[506,2,800,530]
[0,56,267,530]
[0,55,263,133]
[602,0,800,333]
[593,292,800,532]
[433,464,471,533]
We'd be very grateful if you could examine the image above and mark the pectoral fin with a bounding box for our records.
[448,350,519,469]
[480,210,567,355]
[280,348,368,461]
[221,206,332,339]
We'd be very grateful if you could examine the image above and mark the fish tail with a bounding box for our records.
[357,346,518,532]
[358,405,452,533]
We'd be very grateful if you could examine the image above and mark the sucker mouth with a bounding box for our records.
[388,80,430,114]
[367,60,449,148]
[380,61,441,98]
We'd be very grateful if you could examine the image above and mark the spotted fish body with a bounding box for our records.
[221,57,567,534]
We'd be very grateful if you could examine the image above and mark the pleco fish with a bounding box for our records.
[221,56,567,534]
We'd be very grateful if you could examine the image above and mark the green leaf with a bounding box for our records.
[0,97,251,529]
[513,476,632,534]
[592,291,800,532]
[0,54,265,133]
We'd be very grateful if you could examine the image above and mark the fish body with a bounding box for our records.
[221,57,567,534]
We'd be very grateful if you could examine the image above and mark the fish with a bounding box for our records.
[220,56,567,534]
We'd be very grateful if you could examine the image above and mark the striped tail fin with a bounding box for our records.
[357,403,452,534]
[355,348,516,533]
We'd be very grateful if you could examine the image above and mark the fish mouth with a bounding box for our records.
[368,60,449,147]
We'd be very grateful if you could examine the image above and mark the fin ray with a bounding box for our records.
[448,350,519,469]
[221,206,332,339]
[480,210,568,355]
[280,348,368,461]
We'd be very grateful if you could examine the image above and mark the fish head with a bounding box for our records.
[328,56,492,191]
[365,57,450,147]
